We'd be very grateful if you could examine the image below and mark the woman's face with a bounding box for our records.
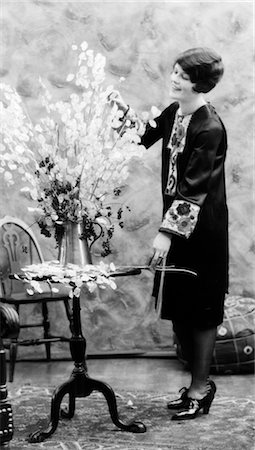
[170,63,197,101]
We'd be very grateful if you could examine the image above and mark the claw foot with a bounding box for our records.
[128,421,146,433]
[28,423,56,443]
[28,430,46,443]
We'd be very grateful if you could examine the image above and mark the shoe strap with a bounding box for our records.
[179,387,188,394]
[188,398,199,409]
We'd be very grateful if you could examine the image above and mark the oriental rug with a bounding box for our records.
[7,385,255,450]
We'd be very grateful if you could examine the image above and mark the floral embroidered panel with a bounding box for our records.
[160,199,200,238]
[165,110,192,196]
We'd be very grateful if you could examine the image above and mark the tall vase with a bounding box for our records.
[58,221,92,267]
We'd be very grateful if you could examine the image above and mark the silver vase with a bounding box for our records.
[58,221,92,266]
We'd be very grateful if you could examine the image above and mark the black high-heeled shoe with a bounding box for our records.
[171,382,216,421]
[167,387,189,410]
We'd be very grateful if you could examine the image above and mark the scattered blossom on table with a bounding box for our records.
[14,260,117,298]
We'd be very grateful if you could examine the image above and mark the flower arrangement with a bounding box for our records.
[0,41,153,256]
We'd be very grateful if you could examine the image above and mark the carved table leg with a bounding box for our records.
[88,377,146,433]
[60,393,76,419]
[29,379,74,443]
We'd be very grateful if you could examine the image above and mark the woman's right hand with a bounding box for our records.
[108,90,145,135]
[150,232,172,268]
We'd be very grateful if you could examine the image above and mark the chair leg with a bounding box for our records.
[42,303,51,360]
[9,341,18,383]
[63,299,74,335]
[45,342,51,361]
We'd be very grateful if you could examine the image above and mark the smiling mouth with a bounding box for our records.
[172,85,181,91]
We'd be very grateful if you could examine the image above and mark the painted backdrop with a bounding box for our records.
[0,0,253,356]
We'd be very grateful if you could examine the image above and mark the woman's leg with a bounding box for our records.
[167,321,193,409]
[173,321,217,395]
[188,326,217,399]
[172,321,194,370]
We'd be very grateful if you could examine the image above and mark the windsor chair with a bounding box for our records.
[0,216,73,381]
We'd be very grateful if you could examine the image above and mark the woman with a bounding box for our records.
[112,47,228,420]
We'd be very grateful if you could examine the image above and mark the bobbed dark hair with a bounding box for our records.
[174,47,224,93]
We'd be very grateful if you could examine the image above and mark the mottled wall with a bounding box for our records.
[0,0,254,356]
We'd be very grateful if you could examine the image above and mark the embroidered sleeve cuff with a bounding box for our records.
[159,200,200,238]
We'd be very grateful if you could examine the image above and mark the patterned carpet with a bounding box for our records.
[7,385,255,450]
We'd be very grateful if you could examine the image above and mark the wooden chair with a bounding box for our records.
[0,216,73,382]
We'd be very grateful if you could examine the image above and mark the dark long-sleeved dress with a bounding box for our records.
[141,102,229,329]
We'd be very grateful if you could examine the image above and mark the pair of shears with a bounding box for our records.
[112,256,198,278]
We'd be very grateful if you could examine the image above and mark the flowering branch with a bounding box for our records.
[0,41,148,255]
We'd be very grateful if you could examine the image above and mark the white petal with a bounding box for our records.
[66,74,75,82]
[80,41,88,51]
[4,171,12,181]
[149,119,157,128]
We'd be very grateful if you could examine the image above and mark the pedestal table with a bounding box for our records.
[25,266,146,443]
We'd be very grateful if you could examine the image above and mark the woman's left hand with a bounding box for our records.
[150,232,172,267]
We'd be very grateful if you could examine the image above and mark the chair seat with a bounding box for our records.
[2,282,71,304]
